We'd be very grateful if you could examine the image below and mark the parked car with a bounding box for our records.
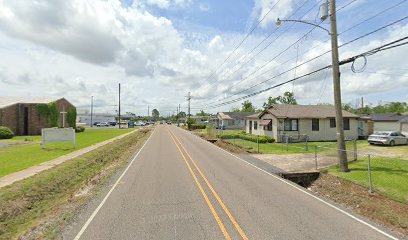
[96,122,109,127]
[93,122,100,126]
[367,131,408,146]
[108,121,117,126]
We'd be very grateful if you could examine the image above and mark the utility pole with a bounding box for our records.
[90,96,94,127]
[118,83,121,129]
[148,106,150,118]
[186,92,191,118]
[275,0,348,172]
[330,0,348,172]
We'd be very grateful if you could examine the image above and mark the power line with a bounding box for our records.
[195,0,360,107]
[214,0,315,87]
[197,0,284,87]
[196,35,408,110]
[196,14,408,109]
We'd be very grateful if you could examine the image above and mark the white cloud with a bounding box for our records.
[199,3,210,12]
[0,0,406,115]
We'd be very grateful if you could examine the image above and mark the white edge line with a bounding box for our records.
[73,127,156,240]
[175,127,400,240]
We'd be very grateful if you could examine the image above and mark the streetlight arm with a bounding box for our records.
[276,18,330,35]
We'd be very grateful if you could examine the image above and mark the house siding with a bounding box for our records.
[374,122,401,132]
[401,123,408,135]
[247,116,359,142]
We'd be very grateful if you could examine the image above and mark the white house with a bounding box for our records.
[217,112,255,130]
[245,104,360,142]
[361,113,406,132]
[400,116,408,135]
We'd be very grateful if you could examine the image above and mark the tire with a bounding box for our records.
[389,140,395,146]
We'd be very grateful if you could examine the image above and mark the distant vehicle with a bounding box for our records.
[367,131,408,146]
[135,121,144,126]
[167,121,172,125]
[96,122,109,127]
[108,121,117,126]
[160,121,164,124]
[93,122,100,126]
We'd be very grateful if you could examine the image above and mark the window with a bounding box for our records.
[263,119,272,131]
[343,118,350,130]
[254,121,258,130]
[284,119,298,131]
[312,119,319,131]
[330,118,336,128]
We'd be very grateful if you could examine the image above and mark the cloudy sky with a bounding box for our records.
[0,0,407,116]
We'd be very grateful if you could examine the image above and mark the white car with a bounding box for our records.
[367,131,408,146]
[96,122,109,127]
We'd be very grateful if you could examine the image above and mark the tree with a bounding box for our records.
[263,91,297,108]
[196,110,207,116]
[152,109,160,119]
[241,100,256,112]
[178,111,186,118]
[186,117,196,130]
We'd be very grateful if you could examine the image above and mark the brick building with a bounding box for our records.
[0,96,76,135]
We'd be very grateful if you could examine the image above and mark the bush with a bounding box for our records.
[217,133,275,143]
[189,124,207,130]
[186,118,196,130]
[0,126,14,139]
[75,126,85,133]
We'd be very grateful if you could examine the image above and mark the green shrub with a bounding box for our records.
[189,124,207,130]
[186,118,196,130]
[0,126,14,139]
[75,126,85,133]
[48,102,59,127]
[217,133,275,143]
[66,108,77,128]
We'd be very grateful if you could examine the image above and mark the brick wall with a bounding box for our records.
[0,98,76,136]
[0,105,19,134]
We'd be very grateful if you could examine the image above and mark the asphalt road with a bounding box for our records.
[68,125,400,240]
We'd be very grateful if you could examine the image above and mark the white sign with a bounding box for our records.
[41,128,76,149]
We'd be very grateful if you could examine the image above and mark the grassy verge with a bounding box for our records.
[224,138,365,154]
[310,174,408,238]
[0,128,134,177]
[0,128,150,240]
[328,156,408,203]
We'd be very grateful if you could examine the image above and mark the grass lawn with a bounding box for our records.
[328,156,408,203]
[225,138,365,154]
[0,128,134,177]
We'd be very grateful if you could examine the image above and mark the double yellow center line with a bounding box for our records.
[167,128,248,240]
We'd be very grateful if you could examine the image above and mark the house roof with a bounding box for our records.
[257,104,358,119]
[361,113,406,122]
[0,96,63,108]
[246,113,259,119]
[217,112,256,120]
[399,115,408,123]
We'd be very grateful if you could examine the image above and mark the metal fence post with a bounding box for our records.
[353,140,357,161]
[367,154,374,193]
[256,135,259,153]
[314,145,318,170]
[305,138,309,152]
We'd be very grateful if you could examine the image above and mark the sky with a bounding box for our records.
[0,0,407,116]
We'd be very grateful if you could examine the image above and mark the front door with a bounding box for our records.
[23,107,29,135]
[249,121,252,134]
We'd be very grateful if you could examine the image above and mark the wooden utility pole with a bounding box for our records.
[118,83,121,129]
[187,92,191,117]
[330,0,348,172]
[90,96,94,127]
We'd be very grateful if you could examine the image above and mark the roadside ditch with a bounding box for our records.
[192,130,408,238]
[0,128,151,240]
